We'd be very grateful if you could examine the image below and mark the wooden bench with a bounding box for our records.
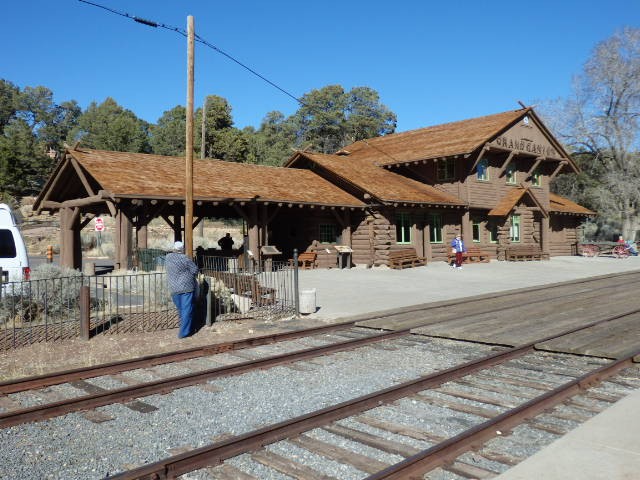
[505,245,548,261]
[388,248,427,269]
[447,246,490,264]
[203,270,276,306]
[296,252,317,269]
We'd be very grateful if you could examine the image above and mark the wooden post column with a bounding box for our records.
[343,210,352,247]
[423,221,432,262]
[461,211,472,243]
[248,203,260,268]
[136,224,148,250]
[541,216,550,256]
[59,207,69,268]
[115,211,132,270]
[333,209,352,247]
[59,207,82,270]
[414,220,424,258]
[173,215,182,242]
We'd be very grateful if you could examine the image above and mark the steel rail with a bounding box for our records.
[0,329,410,429]
[0,319,358,394]
[105,307,640,480]
[365,346,640,479]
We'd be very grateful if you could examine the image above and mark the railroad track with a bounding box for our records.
[104,314,639,480]
[1,273,636,427]
[0,273,639,479]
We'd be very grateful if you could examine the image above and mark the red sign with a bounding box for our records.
[94,217,105,232]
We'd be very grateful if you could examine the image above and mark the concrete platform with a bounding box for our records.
[299,255,640,320]
[496,388,640,480]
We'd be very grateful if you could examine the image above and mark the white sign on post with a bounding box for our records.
[94,217,105,232]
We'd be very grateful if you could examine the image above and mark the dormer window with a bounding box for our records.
[476,158,489,181]
[437,158,456,180]
[531,167,542,186]
[506,163,517,184]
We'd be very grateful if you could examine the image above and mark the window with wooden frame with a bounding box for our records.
[395,213,412,244]
[505,163,517,184]
[437,159,456,180]
[476,158,489,181]
[319,224,338,244]
[472,218,481,243]
[531,167,542,187]
[428,214,443,243]
[509,215,521,242]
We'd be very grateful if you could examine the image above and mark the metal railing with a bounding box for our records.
[86,272,177,336]
[0,254,299,350]
[0,273,176,350]
[0,275,85,349]
[200,255,296,322]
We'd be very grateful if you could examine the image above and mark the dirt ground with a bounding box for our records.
[0,316,335,382]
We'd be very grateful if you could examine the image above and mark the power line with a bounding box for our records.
[78,0,304,106]
[77,0,401,164]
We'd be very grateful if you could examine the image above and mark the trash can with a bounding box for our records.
[299,288,317,314]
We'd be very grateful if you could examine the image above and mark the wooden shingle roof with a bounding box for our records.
[297,151,464,206]
[52,148,366,207]
[549,193,596,216]
[337,109,528,166]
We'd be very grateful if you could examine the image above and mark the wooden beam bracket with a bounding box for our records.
[468,143,490,173]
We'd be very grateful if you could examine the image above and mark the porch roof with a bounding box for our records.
[488,187,548,217]
[34,148,367,210]
[549,193,596,216]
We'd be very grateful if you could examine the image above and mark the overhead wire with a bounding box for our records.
[78,0,305,106]
[77,0,402,163]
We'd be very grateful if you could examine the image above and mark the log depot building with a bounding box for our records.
[35,107,594,269]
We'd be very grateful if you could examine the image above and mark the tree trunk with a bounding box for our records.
[621,205,639,242]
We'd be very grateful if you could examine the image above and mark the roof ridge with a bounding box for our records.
[72,148,296,171]
[342,108,528,150]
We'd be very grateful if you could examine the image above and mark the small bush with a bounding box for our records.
[0,264,84,325]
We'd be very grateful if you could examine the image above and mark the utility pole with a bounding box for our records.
[185,15,195,257]
[198,96,207,238]
[200,96,207,160]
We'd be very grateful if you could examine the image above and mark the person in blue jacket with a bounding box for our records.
[165,241,199,338]
[451,234,467,269]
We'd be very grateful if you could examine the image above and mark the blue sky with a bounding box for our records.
[2,0,637,133]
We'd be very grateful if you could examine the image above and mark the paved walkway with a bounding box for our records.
[299,255,640,319]
[298,256,640,480]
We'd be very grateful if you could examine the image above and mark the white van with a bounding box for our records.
[0,203,30,284]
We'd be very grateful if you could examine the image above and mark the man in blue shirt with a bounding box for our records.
[451,234,466,269]
[165,241,199,338]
